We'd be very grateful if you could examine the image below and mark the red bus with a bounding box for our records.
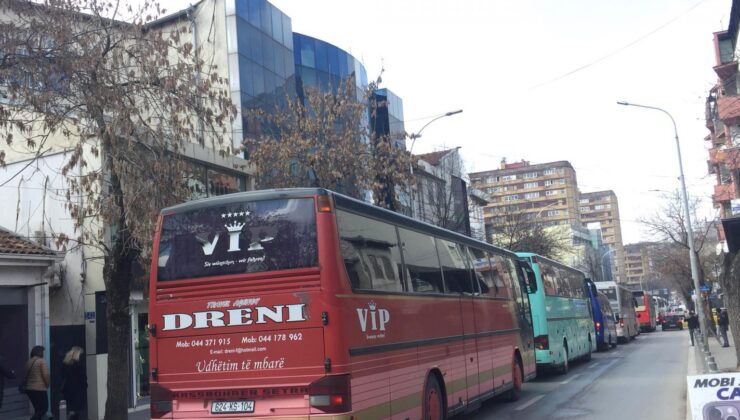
[149,188,536,419]
[632,290,656,332]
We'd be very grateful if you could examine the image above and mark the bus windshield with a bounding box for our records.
[156,197,318,281]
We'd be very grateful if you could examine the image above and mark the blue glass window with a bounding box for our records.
[328,45,340,75]
[283,50,295,78]
[247,0,260,28]
[252,64,265,94]
[271,7,283,44]
[264,71,276,94]
[300,38,315,68]
[338,53,349,78]
[302,67,317,87]
[262,34,275,72]
[292,35,302,65]
[282,15,292,49]
[260,1,272,35]
[239,57,254,97]
[248,25,263,65]
[315,41,328,72]
[274,44,285,78]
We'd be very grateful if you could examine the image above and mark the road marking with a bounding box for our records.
[560,373,581,384]
[587,362,601,369]
[514,394,545,411]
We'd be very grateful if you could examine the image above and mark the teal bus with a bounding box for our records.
[517,253,594,374]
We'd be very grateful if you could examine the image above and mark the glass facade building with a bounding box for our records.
[293,33,368,100]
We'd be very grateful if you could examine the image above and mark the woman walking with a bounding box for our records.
[61,346,87,420]
[25,345,50,420]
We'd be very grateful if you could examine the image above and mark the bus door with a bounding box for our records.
[467,247,499,396]
[437,239,479,405]
[514,259,536,376]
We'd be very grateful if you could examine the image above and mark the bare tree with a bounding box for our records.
[639,191,716,303]
[0,1,236,418]
[245,76,411,208]
[487,207,570,260]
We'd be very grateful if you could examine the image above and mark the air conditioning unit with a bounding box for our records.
[44,263,64,289]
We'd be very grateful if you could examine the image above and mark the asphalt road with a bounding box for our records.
[468,328,690,419]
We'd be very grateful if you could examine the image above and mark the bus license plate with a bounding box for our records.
[211,400,255,414]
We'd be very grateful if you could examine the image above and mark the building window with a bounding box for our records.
[579,198,589,204]
[524,192,540,199]
[504,194,519,202]
[543,168,556,175]
[502,175,516,181]
[523,182,538,189]
[545,189,562,196]
[523,172,537,179]
[504,185,518,191]
[547,210,560,217]
[580,206,590,212]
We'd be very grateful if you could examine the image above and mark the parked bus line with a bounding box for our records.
[148,188,539,419]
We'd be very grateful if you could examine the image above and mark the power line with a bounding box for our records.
[526,0,709,91]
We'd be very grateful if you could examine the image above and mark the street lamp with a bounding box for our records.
[617,100,708,347]
[407,109,463,216]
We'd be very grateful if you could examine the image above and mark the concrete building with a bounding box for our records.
[412,148,470,236]
[469,160,598,268]
[0,228,63,419]
[469,160,582,231]
[579,190,627,283]
[706,0,740,247]
[0,1,406,417]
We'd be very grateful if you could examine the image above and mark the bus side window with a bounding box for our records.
[467,247,496,296]
[436,238,474,294]
[336,210,404,292]
[398,227,444,293]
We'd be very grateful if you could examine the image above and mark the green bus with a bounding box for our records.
[517,253,594,374]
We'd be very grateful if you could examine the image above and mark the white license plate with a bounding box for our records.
[211,400,255,414]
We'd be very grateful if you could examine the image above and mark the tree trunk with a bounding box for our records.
[719,252,740,370]
[98,126,139,419]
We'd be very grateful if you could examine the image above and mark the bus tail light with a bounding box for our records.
[534,335,549,350]
[317,195,334,213]
[595,321,601,332]
[308,374,351,413]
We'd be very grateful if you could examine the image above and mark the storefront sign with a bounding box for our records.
[687,373,740,419]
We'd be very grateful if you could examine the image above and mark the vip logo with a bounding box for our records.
[201,210,251,256]
[356,301,390,333]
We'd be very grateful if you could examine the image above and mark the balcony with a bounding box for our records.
[717,96,740,125]
[714,61,738,81]
[713,183,736,203]
[709,147,724,164]
[725,147,740,169]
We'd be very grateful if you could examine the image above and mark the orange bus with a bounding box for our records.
[149,188,536,419]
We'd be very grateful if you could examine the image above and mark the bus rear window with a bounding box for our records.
[157,198,318,281]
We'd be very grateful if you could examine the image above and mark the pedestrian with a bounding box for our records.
[719,308,731,348]
[24,345,50,420]
[687,310,700,346]
[0,353,16,409]
[61,346,87,420]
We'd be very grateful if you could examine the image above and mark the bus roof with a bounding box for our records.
[515,252,587,276]
[159,188,519,259]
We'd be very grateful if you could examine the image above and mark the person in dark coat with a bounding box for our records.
[687,310,700,346]
[61,346,87,420]
[0,353,16,409]
[719,308,731,348]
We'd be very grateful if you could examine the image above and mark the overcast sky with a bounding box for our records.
[154,0,732,243]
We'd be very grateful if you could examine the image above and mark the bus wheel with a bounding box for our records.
[559,344,569,375]
[504,358,523,402]
[423,375,445,420]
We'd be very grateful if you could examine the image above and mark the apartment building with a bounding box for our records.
[579,190,627,283]
[706,0,740,245]
[624,243,649,288]
[470,160,582,231]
